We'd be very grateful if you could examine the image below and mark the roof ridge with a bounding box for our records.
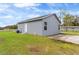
[18,13,61,24]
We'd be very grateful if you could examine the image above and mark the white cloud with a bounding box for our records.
[0,9,4,12]
[14,3,40,8]
[0,15,13,19]
[31,7,41,12]
[0,4,13,15]
[0,4,10,8]
[68,10,79,16]
[5,15,13,18]
[0,4,10,12]
[27,6,59,14]
[27,14,40,18]
[0,22,5,27]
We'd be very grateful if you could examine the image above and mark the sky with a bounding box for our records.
[0,3,79,27]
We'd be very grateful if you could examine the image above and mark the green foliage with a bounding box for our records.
[63,14,75,26]
[63,14,79,26]
[0,27,4,30]
[63,30,79,35]
[4,25,17,29]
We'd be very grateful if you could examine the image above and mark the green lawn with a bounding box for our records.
[0,31,79,54]
[63,31,79,35]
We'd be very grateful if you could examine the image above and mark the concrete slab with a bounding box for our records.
[49,35,79,44]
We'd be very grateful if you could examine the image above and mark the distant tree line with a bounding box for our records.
[0,25,17,30]
[59,9,79,26]
[63,14,79,26]
[4,25,17,29]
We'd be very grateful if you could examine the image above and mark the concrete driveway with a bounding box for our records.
[49,34,79,44]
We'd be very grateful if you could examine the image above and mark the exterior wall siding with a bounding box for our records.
[27,21,43,35]
[42,15,60,35]
[18,15,60,35]
[17,23,27,33]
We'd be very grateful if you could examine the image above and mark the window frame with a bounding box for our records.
[44,22,47,30]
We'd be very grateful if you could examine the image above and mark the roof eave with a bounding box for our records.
[18,19,43,24]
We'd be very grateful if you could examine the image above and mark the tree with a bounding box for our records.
[59,9,68,21]
[63,14,76,26]
[4,25,17,29]
[58,9,69,25]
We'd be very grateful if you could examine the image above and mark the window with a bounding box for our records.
[58,25,60,30]
[44,22,47,25]
[44,22,47,30]
[44,26,47,30]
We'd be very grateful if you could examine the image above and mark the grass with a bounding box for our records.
[62,30,79,35]
[0,31,79,54]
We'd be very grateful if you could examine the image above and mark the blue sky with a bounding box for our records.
[0,3,79,27]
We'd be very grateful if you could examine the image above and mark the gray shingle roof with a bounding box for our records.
[18,14,61,24]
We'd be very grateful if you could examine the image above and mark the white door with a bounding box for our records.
[24,24,27,33]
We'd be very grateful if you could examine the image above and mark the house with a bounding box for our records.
[17,14,61,36]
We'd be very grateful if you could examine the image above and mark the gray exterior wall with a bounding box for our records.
[26,21,43,35]
[42,15,60,35]
[17,15,60,35]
